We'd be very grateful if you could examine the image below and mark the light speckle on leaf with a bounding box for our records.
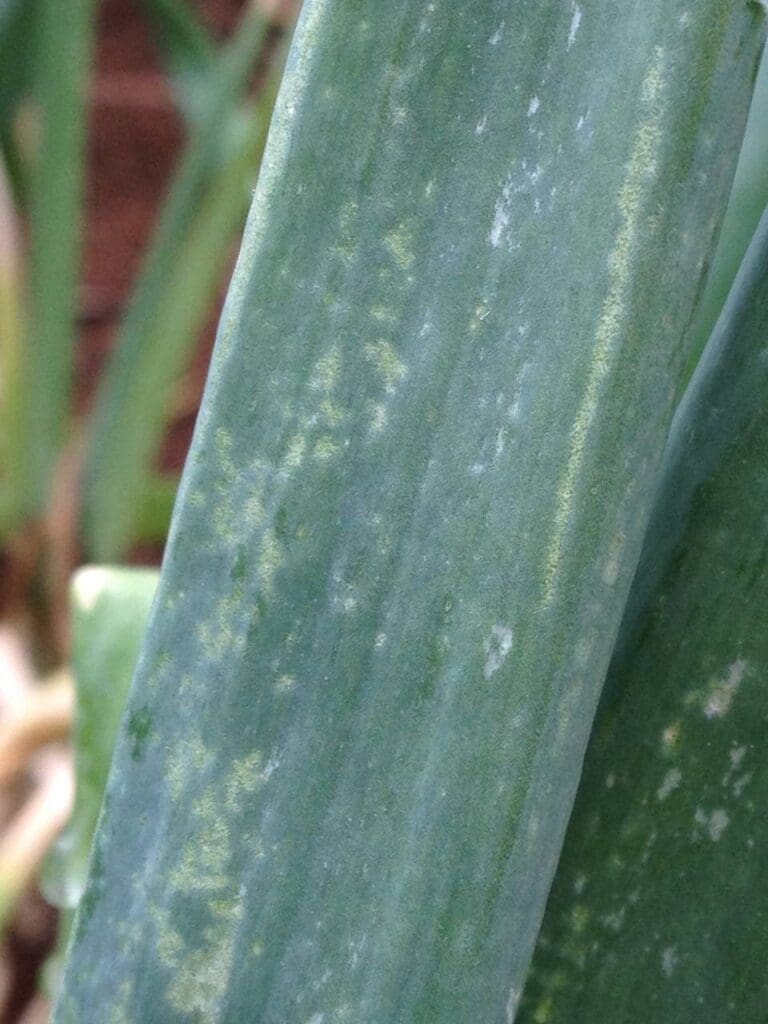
[656,768,682,801]
[703,659,746,718]
[708,809,730,841]
[483,625,514,680]
[661,946,678,977]
[729,745,747,769]
[567,4,582,49]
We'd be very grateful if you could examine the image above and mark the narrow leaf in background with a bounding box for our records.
[18,0,96,521]
[519,205,768,1023]
[139,0,217,124]
[0,0,36,209]
[0,158,22,532]
[55,2,766,1022]
[82,4,280,562]
[43,567,158,992]
[47,567,159,912]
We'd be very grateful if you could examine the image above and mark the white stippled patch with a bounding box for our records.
[708,808,729,841]
[703,659,746,718]
[695,806,730,842]
[661,946,678,977]
[656,768,681,801]
[490,180,512,248]
[730,745,747,769]
[489,161,549,248]
[484,625,514,680]
[567,4,582,49]
[733,774,751,799]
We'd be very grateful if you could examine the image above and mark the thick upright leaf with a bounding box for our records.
[55,3,765,1022]
[519,207,768,1022]
[47,567,158,912]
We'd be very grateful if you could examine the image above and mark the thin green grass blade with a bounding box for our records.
[82,7,276,562]
[0,0,34,123]
[0,156,23,534]
[139,0,216,123]
[18,0,96,521]
[0,126,28,212]
[55,3,766,1022]
[0,0,36,528]
[0,0,37,208]
[520,203,768,1023]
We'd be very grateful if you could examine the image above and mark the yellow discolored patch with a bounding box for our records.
[542,48,667,605]
[383,222,416,269]
[313,435,342,461]
[258,528,284,593]
[310,346,342,393]
[364,339,407,394]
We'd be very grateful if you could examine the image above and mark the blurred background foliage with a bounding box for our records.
[0,1,297,1018]
[0,1,763,1020]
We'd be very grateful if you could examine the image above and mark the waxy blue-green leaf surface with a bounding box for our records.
[520,205,768,1023]
[55,2,766,1022]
